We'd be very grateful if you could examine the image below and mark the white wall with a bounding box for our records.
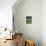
[41,0,46,46]
[13,0,41,46]
[0,0,16,30]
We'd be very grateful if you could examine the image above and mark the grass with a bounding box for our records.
[26,19,32,24]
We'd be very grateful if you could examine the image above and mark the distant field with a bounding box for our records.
[26,19,32,24]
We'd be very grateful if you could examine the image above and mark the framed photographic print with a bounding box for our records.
[26,16,32,24]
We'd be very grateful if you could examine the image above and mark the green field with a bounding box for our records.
[26,19,32,24]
